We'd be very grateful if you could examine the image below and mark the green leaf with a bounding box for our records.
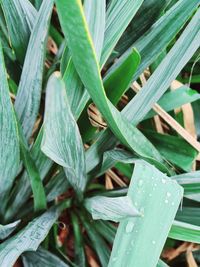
[116,0,169,55]
[123,7,200,124]
[56,0,167,171]
[145,131,198,172]
[84,0,105,60]
[0,220,20,240]
[93,220,116,244]
[4,128,52,222]
[71,212,86,267]
[1,0,37,62]
[41,72,87,194]
[0,41,20,213]
[79,213,110,267]
[14,0,54,139]
[108,161,183,267]
[86,3,200,173]
[100,0,144,66]
[62,0,106,118]
[157,259,169,267]
[45,170,69,202]
[0,204,65,267]
[18,131,47,212]
[172,171,200,197]
[145,86,200,120]
[176,207,200,226]
[169,220,200,244]
[80,48,141,142]
[85,196,140,222]
[22,247,69,267]
[104,48,140,105]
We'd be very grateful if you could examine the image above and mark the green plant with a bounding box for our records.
[0,0,200,266]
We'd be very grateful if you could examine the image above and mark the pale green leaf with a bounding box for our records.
[85,196,140,222]
[0,204,65,267]
[14,0,54,139]
[108,161,183,267]
[1,0,37,62]
[0,41,20,213]
[0,220,20,240]
[41,72,87,194]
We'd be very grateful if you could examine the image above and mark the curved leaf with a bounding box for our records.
[41,72,87,194]
[14,0,54,139]
[85,196,140,222]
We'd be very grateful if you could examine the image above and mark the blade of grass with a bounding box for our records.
[0,220,20,240]
[108,161,183,267]
[14,0,54,139]
[5,128,52,222]
[0,203,69,267]
[100,0,144,66]
[56,0,168,173]
[84,196,140,222]
[1,0,37,63]
[169,221,200,244]
[62,0,106,118]
[86,5,200,174]
[22,247,69,267]
[0,41,20,215]
[41,72,87,195]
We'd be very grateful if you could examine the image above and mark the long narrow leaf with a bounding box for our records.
[41,72,87,194]
[1,0,37,62]
[0,42,20,214]
[85,196,140,222]
[100,0,144,65]
[86,4,200,173]
[56,0,168,172]
[14,0,54,139]
[0,204,66,267]
[108,161,183,267]
[22,247,69,267]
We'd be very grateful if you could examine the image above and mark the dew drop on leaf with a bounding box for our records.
[126,221,134,233]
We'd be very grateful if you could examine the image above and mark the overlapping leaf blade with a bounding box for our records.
[22,247,69,267]
[0,204,64,267]
[85,196,140,222]
[100,0,144,65]
[0,220,20,240]
[41,72,87,194]
[108,161,183,267]
[1,0,37,62]
[0,42,20,214]
[14,0,54,139]
[56,0,167,172]
[86,3,200,173]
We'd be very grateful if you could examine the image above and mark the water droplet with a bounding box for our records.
[166,192,171,197]
[126,221,134,233]
[112,257,117,262]
[165,199,169,204]
[138,180,143,187]
[149,193,152,197]
[162,178,166,184]
[154,183,157,187]
[140,207,145,216]
[152,240,156,245]
[172,202,175,206]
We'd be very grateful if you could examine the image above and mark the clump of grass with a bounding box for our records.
[0,0,200,266]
